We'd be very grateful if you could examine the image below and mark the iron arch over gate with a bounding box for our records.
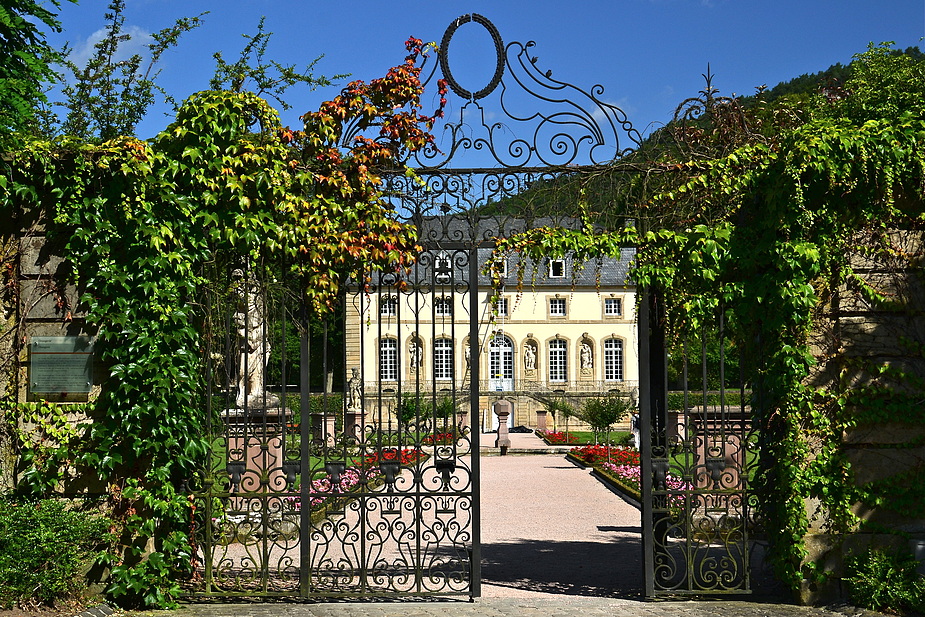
[191,13,753,600]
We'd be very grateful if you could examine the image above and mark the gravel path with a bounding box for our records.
[479,452,642,598]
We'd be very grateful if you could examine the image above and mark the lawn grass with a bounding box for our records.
[537,429,631,446]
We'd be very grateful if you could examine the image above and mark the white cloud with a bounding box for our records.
[592,96,638,123]
[69,25,155,69]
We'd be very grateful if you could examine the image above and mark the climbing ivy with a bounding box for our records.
[0,38,444,607]
[491,44,925,593]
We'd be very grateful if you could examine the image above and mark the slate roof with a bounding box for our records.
[361,215,634,288]
[474,247,634,287]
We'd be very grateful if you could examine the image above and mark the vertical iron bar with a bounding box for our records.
[322,316,329,456]
[682,338,693,592]
[414,254,423,594]
[258,267,270,594]
[719,305,727,479]
[641,288,668,596]
[469,245,481,598]
[202,273,215,593]
[299,292,311,596]
[638,288,654,597]
[357,285,368,594]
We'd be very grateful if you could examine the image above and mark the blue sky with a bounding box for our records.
[45,0,925,142]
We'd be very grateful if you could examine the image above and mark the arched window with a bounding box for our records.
[433,339,454,380]
[380,338,398,381]
[488,334,514,391]
[604,338,624,381]
[548,339,567,382]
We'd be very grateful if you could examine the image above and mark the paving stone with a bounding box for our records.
[173,599,853,617]
[167,437,860,617]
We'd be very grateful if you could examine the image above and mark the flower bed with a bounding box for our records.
[536,430,576,444]
[568,444,640,466]
[421,431,457,445]
[566,446,692,508]
[364,447,426,466]
[595,461,694,507]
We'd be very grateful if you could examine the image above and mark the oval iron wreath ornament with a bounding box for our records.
[438,13,506,101]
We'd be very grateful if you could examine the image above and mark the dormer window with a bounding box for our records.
[435,251,452,284]
[549,259,566,278]
[491,257,507,278]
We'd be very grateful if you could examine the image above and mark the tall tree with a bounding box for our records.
[54,0,205,140]
[0,0,73,145]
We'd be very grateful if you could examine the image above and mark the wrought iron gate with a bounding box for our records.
[190,13,658,600]
[639,291,756,595]
[192,249,479,598]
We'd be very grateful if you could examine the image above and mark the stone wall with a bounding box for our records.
[1,205,96,492]
[801,230,925,601]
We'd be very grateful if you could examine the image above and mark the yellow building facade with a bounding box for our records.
[345,244,638,431]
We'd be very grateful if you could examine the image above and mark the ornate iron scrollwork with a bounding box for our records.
[439,14,505,101]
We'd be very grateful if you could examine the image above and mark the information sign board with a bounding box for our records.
[29,336,94,394]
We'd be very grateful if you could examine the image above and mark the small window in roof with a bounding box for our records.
[435,251,452,284]
[549,259,566,278]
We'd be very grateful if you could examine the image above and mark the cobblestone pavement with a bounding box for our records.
[172,598,869,617]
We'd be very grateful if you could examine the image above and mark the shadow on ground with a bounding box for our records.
[480,535,788,602]
[481,535,644,598]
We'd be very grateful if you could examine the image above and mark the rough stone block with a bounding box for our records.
[840,314,925,357]
[19,235,67,276]
[845,446,925,484]
[800,532,908,605]
[845,423,925,445]
[18,279,82,320]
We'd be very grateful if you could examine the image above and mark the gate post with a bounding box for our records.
[639,288,669,597]
[493,399,512,455]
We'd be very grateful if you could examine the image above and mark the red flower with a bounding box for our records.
[569,445,640,465]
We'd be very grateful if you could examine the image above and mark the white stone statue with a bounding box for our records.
[580,342,593,369]
[524,343,536,370]
[409,341,422,370]
[346,367,363,411]
[234,269,279,409]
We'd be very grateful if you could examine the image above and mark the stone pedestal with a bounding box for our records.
[223,406,291,500]
[535,409,548,432]
[344,409,365,442]
[311,412,336,447]
[493,400,512,455]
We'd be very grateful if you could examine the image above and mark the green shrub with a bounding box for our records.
[666,390,746,411]
[398,394,457,424]
[844,547,925,614]
[614,431,634,447]
[0,498,112,609]
[580,394,631,443]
